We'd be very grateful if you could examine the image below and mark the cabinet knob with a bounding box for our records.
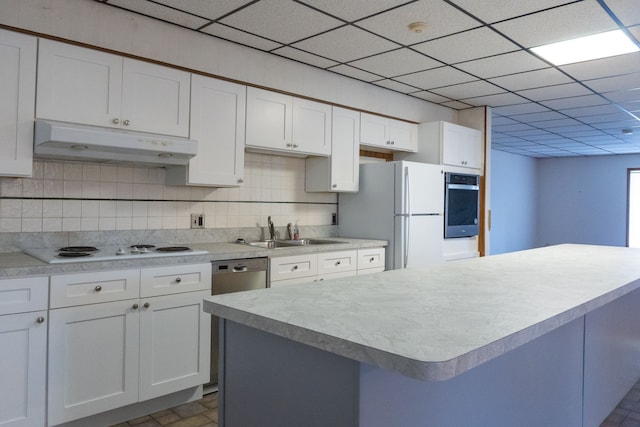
[123,119,130,126]
[95,285,102,292]
[390,140,395,145]
[292,265,298,271]
[132,303,139,310]
[36,316,45,324]
[175,277,182,283]
[335,260,341,266]
[370,257,375,262]
[332,184,337,188]
[112,118,119,124]
[292,144,299,148]
[143,302,150,309]
[286,143,293,148]
[238,178,244,183]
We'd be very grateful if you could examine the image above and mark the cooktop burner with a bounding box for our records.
[24,244,208,264]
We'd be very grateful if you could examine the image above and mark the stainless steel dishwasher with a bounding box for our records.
[208,257,268,388]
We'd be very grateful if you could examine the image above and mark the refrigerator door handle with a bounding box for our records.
[404,167,410,268]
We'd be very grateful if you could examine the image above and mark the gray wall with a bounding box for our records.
[489,150,538,255]
[491,151,640,254]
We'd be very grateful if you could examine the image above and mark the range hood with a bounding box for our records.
[34,120,198,166]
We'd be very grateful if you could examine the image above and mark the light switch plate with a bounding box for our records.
[191,213,205,229]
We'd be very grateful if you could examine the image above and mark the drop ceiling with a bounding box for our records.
[97,0,640,158]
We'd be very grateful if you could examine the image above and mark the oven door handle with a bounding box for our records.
[404,166,410,269]
[447,184,479,190]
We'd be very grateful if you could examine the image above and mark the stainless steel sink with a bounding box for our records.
[245,239,346,248]
[246,240,297,249]
[278,239,346,246]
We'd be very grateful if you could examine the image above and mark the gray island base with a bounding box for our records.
[204,244,640,427]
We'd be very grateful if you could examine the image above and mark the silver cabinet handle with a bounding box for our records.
[238,178,244,183]
[370,257,375,262]
[175,277,182,283]
[36,316,45,324]
[335,260,341,266]
[292,265,298,271]
[132,303,139,310]
[95,285,102,292]
[123,119,130,126]
[390,140,395,145]
[286,143,293,147]
[112,118,119,124]
[292,144,299,148]
[143,302,150,309]
[332,184,337,188]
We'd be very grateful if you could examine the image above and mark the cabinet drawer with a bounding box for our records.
[0,276,48,315]
[140,263,211,297]
[270,255,317,282]
[50,270,140,308]
[317,250,357,276]
[357,248,385,271]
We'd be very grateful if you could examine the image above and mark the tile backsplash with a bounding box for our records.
[0,153,337,233]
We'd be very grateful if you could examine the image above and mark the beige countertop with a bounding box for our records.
[204,244,640,382]
[0,237,387,278]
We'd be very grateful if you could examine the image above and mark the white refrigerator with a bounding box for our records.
[338,161,444,270]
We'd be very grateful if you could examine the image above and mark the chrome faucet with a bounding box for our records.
[286,223,293,240]
[267,216,276,240]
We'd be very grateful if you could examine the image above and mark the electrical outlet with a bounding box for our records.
[191,213,205,229]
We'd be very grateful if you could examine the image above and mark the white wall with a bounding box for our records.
[490,150,537,255]
[536,155,640,248]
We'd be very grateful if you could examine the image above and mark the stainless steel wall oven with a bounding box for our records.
[444,172,480,238]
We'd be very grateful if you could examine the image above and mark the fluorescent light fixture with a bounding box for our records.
[531,29,640,66]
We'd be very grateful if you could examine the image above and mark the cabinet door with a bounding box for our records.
[140,263,211,298]
[388,120,417,152]
[270,254,317,282]
[0,30,36,177]
[317,250,357,276]
[167,76,245,186]
[329,107,359,190]
[442,122,482,169]
[360,112,388,148]
[0,311,47,427]
[36,39,123,128]
[357,247,385,272]
[48,300,140,425]
[121,58,190,137]
[246,87,292,151]
[138,290,211,400]
[292,98,331,156]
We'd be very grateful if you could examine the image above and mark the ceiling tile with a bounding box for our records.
[579,112,636,124]
[516,83,594,102]
[604,89,640,103]
[492,0,618,48]
[272,46,338,68]
[372,79,421,93]
[292,26,399,62]
[356,0,480,46]
[412,27,518,64]
[297,0,412,22]
[431,80,504,100]
[584,73,640,93]
[559,52,640,81]
[492,116,518,126]
[348,48,442,78]
[526,118,583,128]
[108,0,211,29]
[410,91,452,103]
[440,100,474,109]
[456,51,549,79]
[509,111,566,123]
[592,119,640,130]
[220,0,343,44]
[201,23,283,50]
[154,0,254,21]
[489,68,573,91]
[504,129,553,137]
[493,123,537,132]
[327,64,383,81]
[461,92,529,107]
[493,102,550,115]
[560,104,619,118]
[552,124,601,134]
[447,0,577,24]
[605,0,640,26]
[540,94,609,110]
[395,66,476,89]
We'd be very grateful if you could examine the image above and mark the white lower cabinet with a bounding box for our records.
[0,277,48,427]
[357,247,386,275]
[270,249,384,287]
[47,264,211,425]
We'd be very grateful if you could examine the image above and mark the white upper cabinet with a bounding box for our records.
[306,107,360,192]
[246,87,331,156]
[0,29,36,177]
[360,112,417,152]
[36,39,190,137]
[166,75,246,187]
[416,121,483,170]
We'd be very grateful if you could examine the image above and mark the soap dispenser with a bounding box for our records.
[293,222,300,240]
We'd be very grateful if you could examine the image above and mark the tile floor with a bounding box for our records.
[113,380,640,427]
[112,392,218,427]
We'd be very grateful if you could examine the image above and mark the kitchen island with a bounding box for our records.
[204,244,640,427]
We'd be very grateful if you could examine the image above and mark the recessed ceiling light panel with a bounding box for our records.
[531,30,640,66]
